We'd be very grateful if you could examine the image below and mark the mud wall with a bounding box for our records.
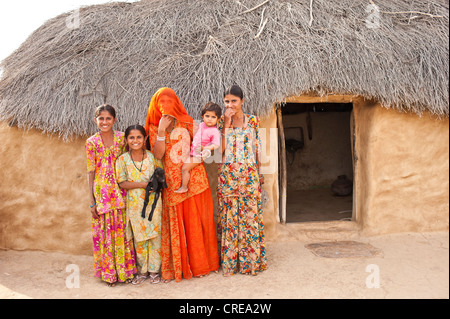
[0,123,92,254]
[353,101,449,234]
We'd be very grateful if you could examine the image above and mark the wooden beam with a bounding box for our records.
[276,106,287,224]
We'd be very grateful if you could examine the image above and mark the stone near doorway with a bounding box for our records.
[305,241,382,258]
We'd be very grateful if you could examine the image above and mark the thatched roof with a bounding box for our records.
[0,0,448,139]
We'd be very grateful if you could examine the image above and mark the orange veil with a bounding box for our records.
[144,87,194,132]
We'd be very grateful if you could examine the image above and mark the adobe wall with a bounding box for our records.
[0,123,92,255]
[353,101,449,235]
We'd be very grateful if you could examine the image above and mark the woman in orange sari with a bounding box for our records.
[144,87,219,282]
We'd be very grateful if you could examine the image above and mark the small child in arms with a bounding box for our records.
[175,102,222,193]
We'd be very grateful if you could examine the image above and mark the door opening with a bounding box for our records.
[279,102,354,223]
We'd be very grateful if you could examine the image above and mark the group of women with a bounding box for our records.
[86,85,267,286]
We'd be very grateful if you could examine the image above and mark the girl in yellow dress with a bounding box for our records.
[116,124,163,284]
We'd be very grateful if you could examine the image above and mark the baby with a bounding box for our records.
[175,102,222,193]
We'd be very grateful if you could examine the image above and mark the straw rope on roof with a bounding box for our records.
[0,0,448,139]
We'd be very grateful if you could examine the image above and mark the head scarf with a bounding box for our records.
[145,87,194,133]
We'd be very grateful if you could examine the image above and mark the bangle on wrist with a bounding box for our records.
[156,135,166,141]
[90,203,96,208]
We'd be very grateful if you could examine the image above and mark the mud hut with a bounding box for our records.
[0,0,448,255]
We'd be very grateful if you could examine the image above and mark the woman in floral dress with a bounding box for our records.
[217,85,267,276]
[85,104,136,286]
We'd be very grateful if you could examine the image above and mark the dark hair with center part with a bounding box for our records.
[94,104,116,118]
[224,85,244,99]
[124,124,149,150]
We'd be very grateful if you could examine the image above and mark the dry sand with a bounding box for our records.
[0,231,448,299]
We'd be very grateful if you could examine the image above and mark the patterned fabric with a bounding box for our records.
[134,237,162,274]
[147,121,209,206]
[115,151,163,242]
[86,131,136,283]
[85,131,126,214]
[162,190,219,280]
[147,122,219,282]
[115,150,163,274]
[217,114,267,275]
[92,210,136,282]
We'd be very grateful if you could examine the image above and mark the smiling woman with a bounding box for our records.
[217,84,267,276]
[85,103,136,286]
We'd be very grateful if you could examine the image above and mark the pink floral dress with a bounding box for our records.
[85,131,136,283]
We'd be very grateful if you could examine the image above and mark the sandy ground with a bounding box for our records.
[0,231,448,300]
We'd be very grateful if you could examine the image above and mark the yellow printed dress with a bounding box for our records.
[116,150,163,274]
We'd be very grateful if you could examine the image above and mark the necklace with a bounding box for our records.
[231,113,246,129]
[131,149,145,172]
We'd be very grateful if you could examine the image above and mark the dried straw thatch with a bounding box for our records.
[0,0,448,139]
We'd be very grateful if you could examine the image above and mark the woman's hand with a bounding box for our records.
[223,108,235,128]
[158,115,174,134]
[91,205,99,219]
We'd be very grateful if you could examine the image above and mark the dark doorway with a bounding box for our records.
[280,103,354,223]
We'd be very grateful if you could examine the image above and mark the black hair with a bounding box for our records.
[224,84,244,100]
[124,124,150,150]
[94,104,116,118]
[201,101,222,118]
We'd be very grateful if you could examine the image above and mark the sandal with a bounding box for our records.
[149,273,161,284]
[132,274,148,285]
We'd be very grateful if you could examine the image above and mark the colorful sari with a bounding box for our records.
[145,87,219,281]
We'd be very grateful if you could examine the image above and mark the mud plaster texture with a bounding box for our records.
[0,231,448,299]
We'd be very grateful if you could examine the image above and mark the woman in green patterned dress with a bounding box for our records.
[217,85,267,276]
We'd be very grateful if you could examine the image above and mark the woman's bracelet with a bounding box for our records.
[156,135,166,141]
[90,203,96,208]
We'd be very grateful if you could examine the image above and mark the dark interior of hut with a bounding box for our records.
[280,102,354,223]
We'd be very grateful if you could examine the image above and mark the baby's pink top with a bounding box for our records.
[190,122,221,156]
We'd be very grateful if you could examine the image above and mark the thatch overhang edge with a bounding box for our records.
[0,0,448,140]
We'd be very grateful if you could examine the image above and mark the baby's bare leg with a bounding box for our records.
[175,157,201,193]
